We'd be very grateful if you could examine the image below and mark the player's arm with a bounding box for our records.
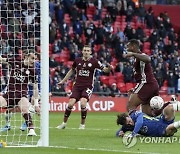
[58,68,74,85]
[124,52,151,63]
[132,112,143,136]
[116,128,125,137]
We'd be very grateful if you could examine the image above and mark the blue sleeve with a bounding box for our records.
[116,128,122,137]
[132,112,143,135]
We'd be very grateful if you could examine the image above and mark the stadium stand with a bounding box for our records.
[48,0,180,96]
[1,0,180,96]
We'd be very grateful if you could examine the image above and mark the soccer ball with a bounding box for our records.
[150,96,164,110]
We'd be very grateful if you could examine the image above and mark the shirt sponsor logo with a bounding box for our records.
[14,72,25,82]
[79,69,90,77]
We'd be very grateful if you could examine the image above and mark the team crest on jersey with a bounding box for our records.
[88,63,92,67]
[140,126,148,133]
[83,63,86,67]
[26,69,30,75]
[21,68,24,72]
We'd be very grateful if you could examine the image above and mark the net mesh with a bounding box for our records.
[0,0,41,146]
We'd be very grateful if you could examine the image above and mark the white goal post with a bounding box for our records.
[0,0,49,147]
[40,0,49,147]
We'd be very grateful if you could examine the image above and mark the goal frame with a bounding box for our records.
[40,0,49,147]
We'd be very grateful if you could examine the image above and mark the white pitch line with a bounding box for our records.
[6,145,165,154]
[47,145,166,154]
[50,127,115,131]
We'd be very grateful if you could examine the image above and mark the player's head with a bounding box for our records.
[82,45,92,59]
[117,113,134,126]
[24,49,36,67]
[126,39,140,53]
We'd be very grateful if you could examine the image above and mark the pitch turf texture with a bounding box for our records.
[1,112,180,154]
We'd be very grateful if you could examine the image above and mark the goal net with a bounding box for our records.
[0,0,48,146]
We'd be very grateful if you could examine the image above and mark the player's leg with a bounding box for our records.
[141,104,155,116]
[131,82,159,115]
[0,96,7,108]
[79,88,92,129]
[56,98,76,129]
[79,97,88,129]
[0,96,10,132]
[127,93,143,112]
[165,122,180,136]
[20,95,35,131]
[161,104,177,136]
[0,108,14,132]
[57,86,81,129]
[18,97,36,136]
[162,104,175,121]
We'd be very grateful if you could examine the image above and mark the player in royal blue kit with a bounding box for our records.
[116,103,180,137]
[57,45,112,129]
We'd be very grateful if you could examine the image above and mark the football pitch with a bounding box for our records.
[1,112,180,154]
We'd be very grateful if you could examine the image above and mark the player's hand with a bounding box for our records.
[107,63,113,70]
[35,106,40,115]
[123,52,134,58]
[128,88,134,96]
[118,131,125,137]
[58,81,64,86]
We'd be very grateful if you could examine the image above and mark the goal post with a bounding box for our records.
[40,0,49,147]
[0,0,49,147]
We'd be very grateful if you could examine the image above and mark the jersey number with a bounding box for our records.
[86,88,92,97]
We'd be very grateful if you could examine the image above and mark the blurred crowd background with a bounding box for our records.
[0,0,180,97]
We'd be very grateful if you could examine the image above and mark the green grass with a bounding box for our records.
[1,112,180,154]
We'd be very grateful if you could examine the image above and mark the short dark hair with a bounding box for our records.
[117,113,128,125]
[83,45,91,48]
[128,39,140,48]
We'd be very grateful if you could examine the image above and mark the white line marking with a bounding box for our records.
[52,146,166,154]
[7,145,165,154]
[50,127,115,131]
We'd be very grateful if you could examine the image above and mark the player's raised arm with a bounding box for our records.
[123,39,151,63]
[58,68,74,85]
[124,52,151,63]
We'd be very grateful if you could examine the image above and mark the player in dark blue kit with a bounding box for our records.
[116,103,180,137]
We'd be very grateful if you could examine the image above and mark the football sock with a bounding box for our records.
[5,110,12,126]
[172,101,180,111]
[81,107,87,125]
[64,106,73,123]
[23,113,33,130]
[173,121,180,129]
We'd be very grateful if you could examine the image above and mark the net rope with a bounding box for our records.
[0,0,41,146]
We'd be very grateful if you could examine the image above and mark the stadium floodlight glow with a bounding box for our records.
[0,0,49,147]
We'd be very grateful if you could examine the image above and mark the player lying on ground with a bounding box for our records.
[123,39,159,116]
[0,50,40,136]
[116,100,180,137]
[57,45,113,129]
